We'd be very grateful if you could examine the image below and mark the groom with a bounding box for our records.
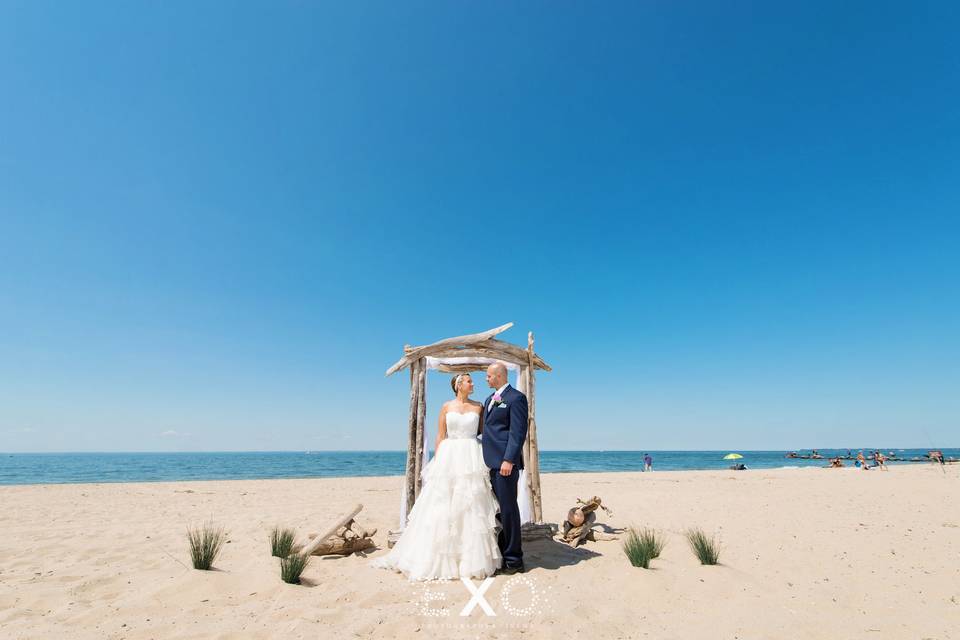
[481,362,528,574]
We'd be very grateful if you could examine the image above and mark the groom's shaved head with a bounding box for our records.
[486,362,508,389]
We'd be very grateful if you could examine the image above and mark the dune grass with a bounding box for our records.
[685,528,721,565]
[280,550,310,584]
[623,526,664,568]
[187,522,227,570]
[638,527,666,559]
[270,526,297,558]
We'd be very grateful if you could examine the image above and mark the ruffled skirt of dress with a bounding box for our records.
[369,438,502,581]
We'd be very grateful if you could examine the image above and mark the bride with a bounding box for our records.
[370,373,502,581]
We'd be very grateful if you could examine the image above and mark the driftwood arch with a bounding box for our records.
[386,322,551,526]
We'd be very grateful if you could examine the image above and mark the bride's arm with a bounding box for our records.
[477,407,484,436]
[436,403,448,450]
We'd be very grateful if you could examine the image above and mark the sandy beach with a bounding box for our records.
[1,464,958,639]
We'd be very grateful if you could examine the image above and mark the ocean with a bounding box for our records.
[1,448,955,486]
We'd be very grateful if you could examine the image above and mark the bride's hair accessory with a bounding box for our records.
[450,373,469,394]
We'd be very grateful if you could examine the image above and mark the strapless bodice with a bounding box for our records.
[445,411,480,439]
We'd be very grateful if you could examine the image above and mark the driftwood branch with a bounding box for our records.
[562,511,597,547]
[307,536,374,556]
[576,495,613,517]
[432,363,493,373]
[306,518,377,556]
[486,338,551,372]
[526,332,543,522]
[413,359,427,499]
[385,323,514,376]
[299,503,363,557]
[404,362,420,517]
[560,496,614,546]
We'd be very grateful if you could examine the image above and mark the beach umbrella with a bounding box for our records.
[723,453,743,460]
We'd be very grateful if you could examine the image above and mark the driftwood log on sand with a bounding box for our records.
[521,522,557,541]
[561,496,616,547]
[306,534,375,556]
[300,503,377,557]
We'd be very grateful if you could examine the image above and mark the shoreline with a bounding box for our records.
[3,459,955,489]
[4,448,956,488]
[3,461,954,488]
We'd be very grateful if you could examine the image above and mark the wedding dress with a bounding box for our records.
[370,410,502,581]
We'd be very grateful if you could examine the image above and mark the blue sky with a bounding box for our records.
[1,2,958,452]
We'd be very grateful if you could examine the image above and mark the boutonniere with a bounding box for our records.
[493,393,508,409]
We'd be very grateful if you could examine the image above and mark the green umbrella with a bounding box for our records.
[723,453,743,460]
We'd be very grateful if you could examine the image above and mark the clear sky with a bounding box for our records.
[1,2,958,453]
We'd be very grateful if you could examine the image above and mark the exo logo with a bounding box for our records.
[417,575,551,617]
[460,577,496,616]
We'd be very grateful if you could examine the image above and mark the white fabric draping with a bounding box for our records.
[516,469,532,525]
[423,356,521,373]
[398,358,534,529]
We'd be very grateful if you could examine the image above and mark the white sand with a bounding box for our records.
[1,464,958,639]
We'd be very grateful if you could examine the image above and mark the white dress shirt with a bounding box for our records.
[488,383,510,411]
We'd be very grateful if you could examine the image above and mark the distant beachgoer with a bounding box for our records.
[875,451,887,470]
[830,457,844,468]
[643,453,653,472]
[857,451,869,470]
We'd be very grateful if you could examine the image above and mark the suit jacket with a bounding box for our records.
[480,384,529,470]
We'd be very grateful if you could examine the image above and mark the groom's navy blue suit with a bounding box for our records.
[481,384,528,569]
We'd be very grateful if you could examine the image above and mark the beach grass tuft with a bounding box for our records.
[638,527,666,559]
[685,528,721,565]
[280,550,310,584]
[187,522,227,570]
[270,526,297,558]
[623,526,663,568]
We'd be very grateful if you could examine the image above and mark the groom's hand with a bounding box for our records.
[499,460,514,476]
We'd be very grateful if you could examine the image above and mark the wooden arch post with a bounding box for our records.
[403,357,428,518]
[526,332,543,523]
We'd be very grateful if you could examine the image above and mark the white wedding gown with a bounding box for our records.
[370,411,502,581]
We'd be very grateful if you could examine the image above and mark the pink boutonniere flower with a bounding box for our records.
[493,393,502,403]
